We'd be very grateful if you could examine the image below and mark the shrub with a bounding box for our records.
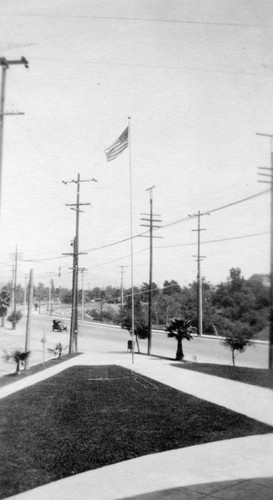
[7,311,23,325]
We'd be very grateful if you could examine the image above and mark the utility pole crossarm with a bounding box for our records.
[141,218,162,222]
[0,57,29,68]
[140,224,161,228]
[3,112,25,116]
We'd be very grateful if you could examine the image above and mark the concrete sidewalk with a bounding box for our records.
[2,352,273,500]
[7,434,273,500]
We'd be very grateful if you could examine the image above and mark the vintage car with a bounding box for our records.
[52,319,67,332]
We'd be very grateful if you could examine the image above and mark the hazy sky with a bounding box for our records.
[0,0,272,291]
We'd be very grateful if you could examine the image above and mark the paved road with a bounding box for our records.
[0,312,269,376]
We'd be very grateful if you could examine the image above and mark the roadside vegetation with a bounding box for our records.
[83,269,269,340]
[1,364,272,498]
[0,267,269,340]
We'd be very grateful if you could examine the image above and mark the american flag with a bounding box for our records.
[104,127,128,162]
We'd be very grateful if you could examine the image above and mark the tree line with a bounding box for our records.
[0,267,269,340]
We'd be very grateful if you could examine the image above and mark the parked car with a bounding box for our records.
[52,319,67,332]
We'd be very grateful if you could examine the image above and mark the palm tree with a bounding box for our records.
[166,318,193,360]
[3,350,30,373]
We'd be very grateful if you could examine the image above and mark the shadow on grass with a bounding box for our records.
[121,477,273,500]
[107,351,176,362]
[136,351,184,362]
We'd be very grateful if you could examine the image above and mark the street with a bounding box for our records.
[0,312,269,377]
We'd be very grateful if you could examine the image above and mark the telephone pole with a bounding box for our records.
[118,265,128,325]
[190,211,206,336]
[10,245,22,329]
[64,237,77,353]
[257,132,273,369]
[79,267,87,322]
[140,186,162,354]
[62,174,96,353]
[12,245,18,329]
[0,57,28,219]
[118,265,128,310]
[25,269,33,370]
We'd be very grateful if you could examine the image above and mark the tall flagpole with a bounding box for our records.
[128,116,135,363]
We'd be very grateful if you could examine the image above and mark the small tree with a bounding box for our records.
[222,326,252,366]
[7,310,23,326]
[0,288,11,327]
[123,315,148,353]
[121,294,148,353]
[166,318,193,360]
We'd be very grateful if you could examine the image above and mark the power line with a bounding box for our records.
[155,231,269,249]
[85,189,269,252]
[29,57,273,78]
[203,190,270,217]
[1,13,272,29]
[22,255,68,262]
[64,231,269,274]
[17,189,270,263]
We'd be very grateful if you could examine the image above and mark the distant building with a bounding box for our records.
[249,274,270,288]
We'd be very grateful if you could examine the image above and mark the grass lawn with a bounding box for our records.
[1,364,272,499]
[175,362,273,389]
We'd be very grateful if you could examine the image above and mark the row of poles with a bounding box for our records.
[62,174,96,353]
[0,57,273,368]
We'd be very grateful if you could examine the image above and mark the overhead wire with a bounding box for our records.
[155,231,269,249]
[19,188,270,263]
[160,189,270,230]
[1,13,272,29]
[85,188,270,252]
[29,57,273,79]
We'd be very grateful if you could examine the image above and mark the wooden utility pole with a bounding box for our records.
[10,245,21,329]
[23,274,28,309]
[79,268,87,322]
[66,237,77,354]
[72,237,77,351]
[191,211,206,336]
[12,245,18,329]
[0,57,28,219]
[25,269,33,370]
[10,262,15,322]
[48,276,52,316]
[62,174,96,352]
[118,265,128,317]
[118,265,128,328]
[140,186,162,354]
[257,132,273,369]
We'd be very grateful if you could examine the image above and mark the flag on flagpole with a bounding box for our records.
[104,127,128,162]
